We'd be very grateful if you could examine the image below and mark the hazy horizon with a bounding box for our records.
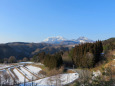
[0,36,114,44]
[0,0,115,43]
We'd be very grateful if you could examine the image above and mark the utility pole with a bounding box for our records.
[0,76,1,86]
[32,77,33,86]
[73,65,74,69]
[24,75,26,86]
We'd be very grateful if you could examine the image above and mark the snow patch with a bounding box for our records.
[92,70,101,79]
[26,65,42,74]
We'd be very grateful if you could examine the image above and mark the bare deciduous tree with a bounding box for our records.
[8,56,16,63]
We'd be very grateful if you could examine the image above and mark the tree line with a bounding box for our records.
[32,52,63,69]
[44,53,63,69]
[0,56,29,63]
[69,40,103,68]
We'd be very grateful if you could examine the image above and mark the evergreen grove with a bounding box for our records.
[69,40,103,68]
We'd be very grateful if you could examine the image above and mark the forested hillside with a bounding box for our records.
[103,38,115,51]
[0,42,69,60]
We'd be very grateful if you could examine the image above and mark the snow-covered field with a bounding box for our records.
[8,68,15,79]
[13,68,28,83]
[0,64,79,85]
[20,67,36,80]
[26,65,42,74]
[20,73,79,86]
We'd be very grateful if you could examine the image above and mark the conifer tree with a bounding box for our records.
[69,41,103,68]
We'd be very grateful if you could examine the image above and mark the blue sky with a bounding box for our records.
[0,0,115,43]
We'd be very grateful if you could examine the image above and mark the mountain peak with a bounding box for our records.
[77,36,93,43]
[77,36,88,40]
[43,36,66,44]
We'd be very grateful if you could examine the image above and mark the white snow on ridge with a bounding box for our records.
[20,73,79,86]
[43,36,93,44]
[79,40,85,43]
[43,36,66,43]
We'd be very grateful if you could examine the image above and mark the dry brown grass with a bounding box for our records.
[67,70,75,73]
[26,64,45,70]
[47,66,64,76]
[105,59,115,67]
[90,50,115,72]
[90,58,115,82]
[104,60,115,80]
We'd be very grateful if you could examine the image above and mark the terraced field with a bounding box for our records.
[0,63,43,85]
[0,63,79,86]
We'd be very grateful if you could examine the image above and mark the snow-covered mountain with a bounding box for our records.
[43,36,94,44]
[76,37,94,43]
[43,36,66,44]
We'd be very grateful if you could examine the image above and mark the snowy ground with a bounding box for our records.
[26,65,42,74]
[13,68,28,83]
[0,69,14,85]
[8,68,15,79]
[0,64,12,69]
[20,67,36,80]
[19,62,34,64]
[0,64,79,85]
[0,64,43,84]
[20,73,79,86]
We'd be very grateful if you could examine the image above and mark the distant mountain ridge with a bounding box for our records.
[0,36,93,60]
[43,36,94,44]
[0,37,114,60]
[0,42,69,60]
